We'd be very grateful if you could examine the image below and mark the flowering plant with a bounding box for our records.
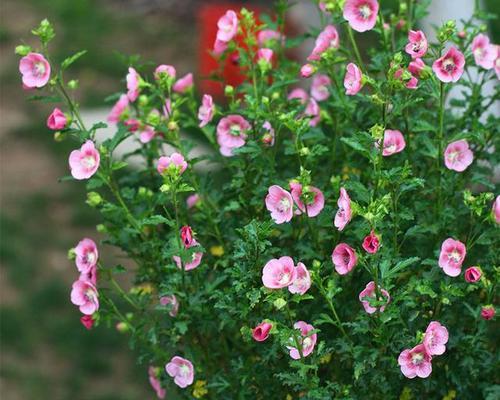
[17,1,499,398]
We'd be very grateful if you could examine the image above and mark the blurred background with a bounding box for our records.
[0,0,498,399]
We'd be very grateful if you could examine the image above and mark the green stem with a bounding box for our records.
[436,81,445,220]
[347,26,365,71]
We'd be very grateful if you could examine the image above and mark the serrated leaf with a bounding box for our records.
[61,50,87,70]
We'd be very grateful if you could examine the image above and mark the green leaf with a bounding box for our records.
[384,257,420,279]
[61,50,88,70]
[141,215,170,226]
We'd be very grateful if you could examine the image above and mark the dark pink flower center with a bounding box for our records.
[442,58,456,72]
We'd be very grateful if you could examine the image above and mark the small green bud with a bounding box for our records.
[116,322,130,333]
[442,297,450,305]
[271,91,280,100]
[273,298,287,310]
[369,124,385,140]
[86,192,103,207]
[299,147,310,156]
[262,96,269,105]
[68,248,76,260]
[15,45,32,56]
[32,19,55,45]
[54,132,65,142]
[96,224,107,233]
[312,260,321,269]
[67,79,79,90]
[138,95,149,107]
[160,184,170,193]
[224,85,234,97]
[168,121,178,131]
[146,111,160,126]
[138,187,147,197]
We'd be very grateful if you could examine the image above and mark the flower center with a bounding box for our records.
[443,58,455,72]
[449,249,461,263]
[180,364,190,377]
[85,288,96,303]
[385,143,396,153]
[343,255,350,265]
[278,272,290,284]
[82,156,96,169]
[230,124,242,136]
[411,352,424,365]
[86,252,96,264]
[303,337,312,347]
[35,61,46,76]
[279,197,291,212]
[448,150,459,162]
[359,4,372,19]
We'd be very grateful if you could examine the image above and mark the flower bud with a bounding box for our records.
[86,191,103,207]
[224,85,234,97]
[67,248,76,260]
[15,45,32,56]
[168,121,178,131]
[67,79,79,90]
[96,223,107,233]
[273,298,287,310]
[300,63,315,78]
[116,321,130,333]
[481,305,495,320]
[464,266,482,283]
[54,131,65,142]
[138,94,149,107]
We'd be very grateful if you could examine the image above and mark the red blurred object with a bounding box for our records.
[198,3,263,99]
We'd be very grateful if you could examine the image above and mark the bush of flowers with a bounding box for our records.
[17,0,499,398]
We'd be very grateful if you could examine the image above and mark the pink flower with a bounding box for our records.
[423,321,449,355]
[216,115,251,157]
[213,39,229,56]
[464,266,481,283]
[408,58,425,77]
[265,185,294,224]
[216,10,238,42]
[319,2,330,14]
[289,182,324,217]
[288,88,309,104]
[19,53,51,88]
[160,294,179,317]
[71,279,99,315]
[362,230,380,254]
[358,281,390,314]
[307,25,339,61]
[262,256,297,289]
[47,108,67,130]
[481,305,495,320]
[334,187,352,231]
[344,63,363,95]
[257,29,283,47]
[444,139,473,172]
[343,0,379,33]
[173,73,193,94]
[405,30,428,59]
[257,48,274,64]
[311,74,331,101]
[148,366,166,399]
[126,67,140,102]
[157,152,188,175]
[252,322,272,342]
[305,98,321,127]
[69,140,100,180]
[432,46,465,83]
[394,69,418,90]
[438,238,466,277]
[382,129,406,156]
[262,121,275,146]
[75,238,99,273]
[287,321,317,359]
[163,99,172,118]
[198,94,214,128]
[495,45,500,79]
[300,64,315,78]
[180,225,194,248]
[288,262,311,295]
[332,243,357,275]
[493,195,500,224]
[398,344,432,379]
[124,118,140,132]
[154,64,176,80]
[139,125,155,143]
[107,94,129,123]
[187,194,200,209]
[471,34,496,70]
[80,315,95,330]
[165,356,194,388]
[173,251,203,271]
[79,265,97,286]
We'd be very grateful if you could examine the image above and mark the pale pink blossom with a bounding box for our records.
[343,0,379,33]
[19,52,51,88]
[165,356,194,388]
[160,294,179,317]
[305,98,321,127]
[216,10,238,42]
[252,322,272,342]
[126,67,140,102]
[216,114,251,157]
[471,34,496,70]
[334,187,352,231]
[300,64,315,78]
[154,64,176,80]
[79,265,97,286]
[344,63,363,95]
[124,118,140,132]
[494,45,500,79]
[287,321,317,359]
[405,30,428,59]
[289,182,324,217]
[173,73,194,93]
[359,281,390,314]
[187,194,200,209]
[262,121,275,146]
[262,256,297,289]
[75,238,98,273]
[307,25,339,61]
[157,152,188,175]
[408,58,425,77]
[319,2,330,14]
[288,262,311,295]
[213,39,229,56]
[265,185,294,224]
[257,29,283,47]
[288,88,309,104]
[493,195,500,224]
[71,279,99,315]
[139,125,155,143]
[198,94,214,128]
[481,305,495,320]
[311,74,331,101]
[163,98,172,118]
[173,250,203,271]
[148,366,166,399]
[423,321,449,356]
[332,243,357,275]
[69,140,100,180]
[47,108,67,130]
[464,266,481,283]
[107,94,129,123]
[257,48,274,64]
[362,230,380,254]
[398,344,432,379]
[80,315,94,330]
[394,69,418,90]
[444,139,473,172]
[438,238,466,277]
[432,46,465,83]
[382,129,406,156]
